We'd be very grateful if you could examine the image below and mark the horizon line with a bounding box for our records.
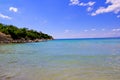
[54,37,120,40]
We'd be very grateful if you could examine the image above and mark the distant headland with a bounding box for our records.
[0,23,53,43]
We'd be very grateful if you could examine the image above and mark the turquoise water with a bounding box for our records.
[0,38,120,80]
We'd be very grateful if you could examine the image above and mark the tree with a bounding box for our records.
[0,23,53,40]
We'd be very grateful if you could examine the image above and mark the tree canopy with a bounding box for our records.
[0,23,53,40]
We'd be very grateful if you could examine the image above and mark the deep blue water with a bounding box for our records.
[0,38,120,80]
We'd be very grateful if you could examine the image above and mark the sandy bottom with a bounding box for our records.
[0,66,120,80]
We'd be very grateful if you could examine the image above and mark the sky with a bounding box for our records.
[0,0,120,39]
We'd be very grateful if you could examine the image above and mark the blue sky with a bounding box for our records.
[0,0,120,38]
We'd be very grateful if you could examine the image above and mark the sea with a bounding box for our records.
[0,38,120,80]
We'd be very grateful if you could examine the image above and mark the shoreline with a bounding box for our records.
[0,39,53,44]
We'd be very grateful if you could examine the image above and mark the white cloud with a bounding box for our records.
[79,1,95,6]
[9,7,18,12]
[112,28,120,32]
[91,28,96,31]
[102,29,105,31]
[117,15,120,18]
[69,0,95,7]
[87,7,93,12]
[69,0,79,5]
[87,1,96,6]
[64,29,71,33]
[91,0,120,16]
[0,13,12,19]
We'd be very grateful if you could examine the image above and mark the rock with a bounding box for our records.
[0,32,52,44]
[0,32,13,43]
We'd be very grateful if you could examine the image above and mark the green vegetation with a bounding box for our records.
[0,23,53,40]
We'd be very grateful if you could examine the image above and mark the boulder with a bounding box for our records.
[0,32,13,43]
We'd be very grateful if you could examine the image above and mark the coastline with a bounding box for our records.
[0,39,53,44]
[0,23,53,44]
[0,29,53,44]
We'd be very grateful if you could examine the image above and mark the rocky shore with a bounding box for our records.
[0,32,51,44]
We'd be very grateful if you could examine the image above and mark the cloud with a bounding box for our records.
[0,13,12,19]
[91,28,96,31]
[102,29,105,31]
[87,1,96,6]
[69,0,95,7]
[79,1,95,7]
[64,29,71,33]
[117,15,120,18]
[87,7,93,12]
[91,0,120,16]
[69,0,79,5]
[9,7,18,12]
[112,28,120,32]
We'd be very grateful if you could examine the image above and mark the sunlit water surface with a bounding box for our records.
[0,38,120,80]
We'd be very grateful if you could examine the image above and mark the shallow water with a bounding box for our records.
[0,38,120,80]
